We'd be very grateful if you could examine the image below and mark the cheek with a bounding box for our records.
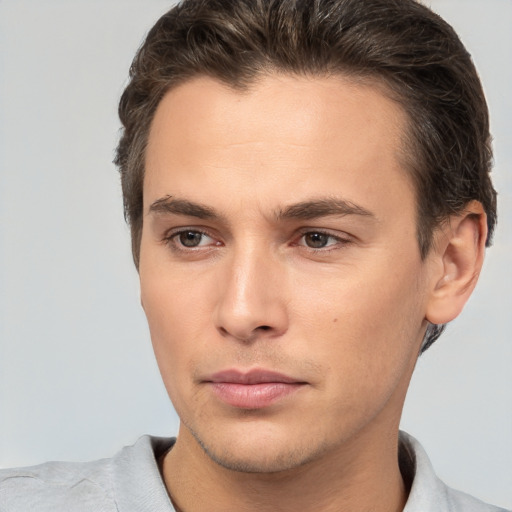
[140,257,216,338]
[140,269,209,390]
[141,283,203,419]
[298,286,423,434]
[290,258,426,382]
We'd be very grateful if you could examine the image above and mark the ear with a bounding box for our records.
[425,201,488,325]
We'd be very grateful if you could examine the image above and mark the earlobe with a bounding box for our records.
[425,201,487,325]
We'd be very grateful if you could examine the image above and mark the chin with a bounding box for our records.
[198,438,320,474]
[185,419,332,474]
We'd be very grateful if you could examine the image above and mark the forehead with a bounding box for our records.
[144,74,413,215]
[147,73,406,152]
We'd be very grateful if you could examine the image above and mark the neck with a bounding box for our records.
[162,424,407,512]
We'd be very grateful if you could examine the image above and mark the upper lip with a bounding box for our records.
[206,369,303,385]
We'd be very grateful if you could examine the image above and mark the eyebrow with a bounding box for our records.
[277,198,375,221]
[148,196,218,219]
[148,195,375,222]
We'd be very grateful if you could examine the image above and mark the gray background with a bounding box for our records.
[0,0,510,508]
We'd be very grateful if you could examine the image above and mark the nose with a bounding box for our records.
[214,245,289,343]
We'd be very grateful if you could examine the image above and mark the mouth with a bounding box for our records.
[204,369,307,409]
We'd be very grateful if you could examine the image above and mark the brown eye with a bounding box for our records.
[303,232,331,248]
[178,231,204,247]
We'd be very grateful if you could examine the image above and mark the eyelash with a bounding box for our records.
[294,229,351,252]
[162,228,352,253]
[163,228,219,252]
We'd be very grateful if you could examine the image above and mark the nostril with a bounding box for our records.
[258,325,271,331]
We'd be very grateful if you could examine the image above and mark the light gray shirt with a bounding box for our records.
[0,432,508,511]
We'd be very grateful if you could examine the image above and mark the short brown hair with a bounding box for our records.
[115,0,497,351]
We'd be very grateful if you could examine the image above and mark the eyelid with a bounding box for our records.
[162,226,222,250]
[293,228,353,250]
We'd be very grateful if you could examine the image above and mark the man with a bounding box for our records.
[0,0,508,511]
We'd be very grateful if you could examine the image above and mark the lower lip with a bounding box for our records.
[209,382,304,409]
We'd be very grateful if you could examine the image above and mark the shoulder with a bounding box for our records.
[443,487,510,512]
[0,456,116,512]
[400,431,510,512]
[0,435,175,512]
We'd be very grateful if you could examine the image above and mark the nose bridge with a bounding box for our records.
[215,238,288,341]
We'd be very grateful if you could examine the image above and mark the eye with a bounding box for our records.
[165,229,218,250]
[302,232,332,248]
[178,230,209,247]
[300,231,341,249]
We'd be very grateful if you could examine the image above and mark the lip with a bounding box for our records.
[205,369,306,409]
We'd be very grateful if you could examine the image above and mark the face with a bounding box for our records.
[140,75,433,473]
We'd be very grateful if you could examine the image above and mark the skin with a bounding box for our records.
[139,75,487,512]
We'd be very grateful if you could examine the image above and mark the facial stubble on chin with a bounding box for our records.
[182,416,336,475]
